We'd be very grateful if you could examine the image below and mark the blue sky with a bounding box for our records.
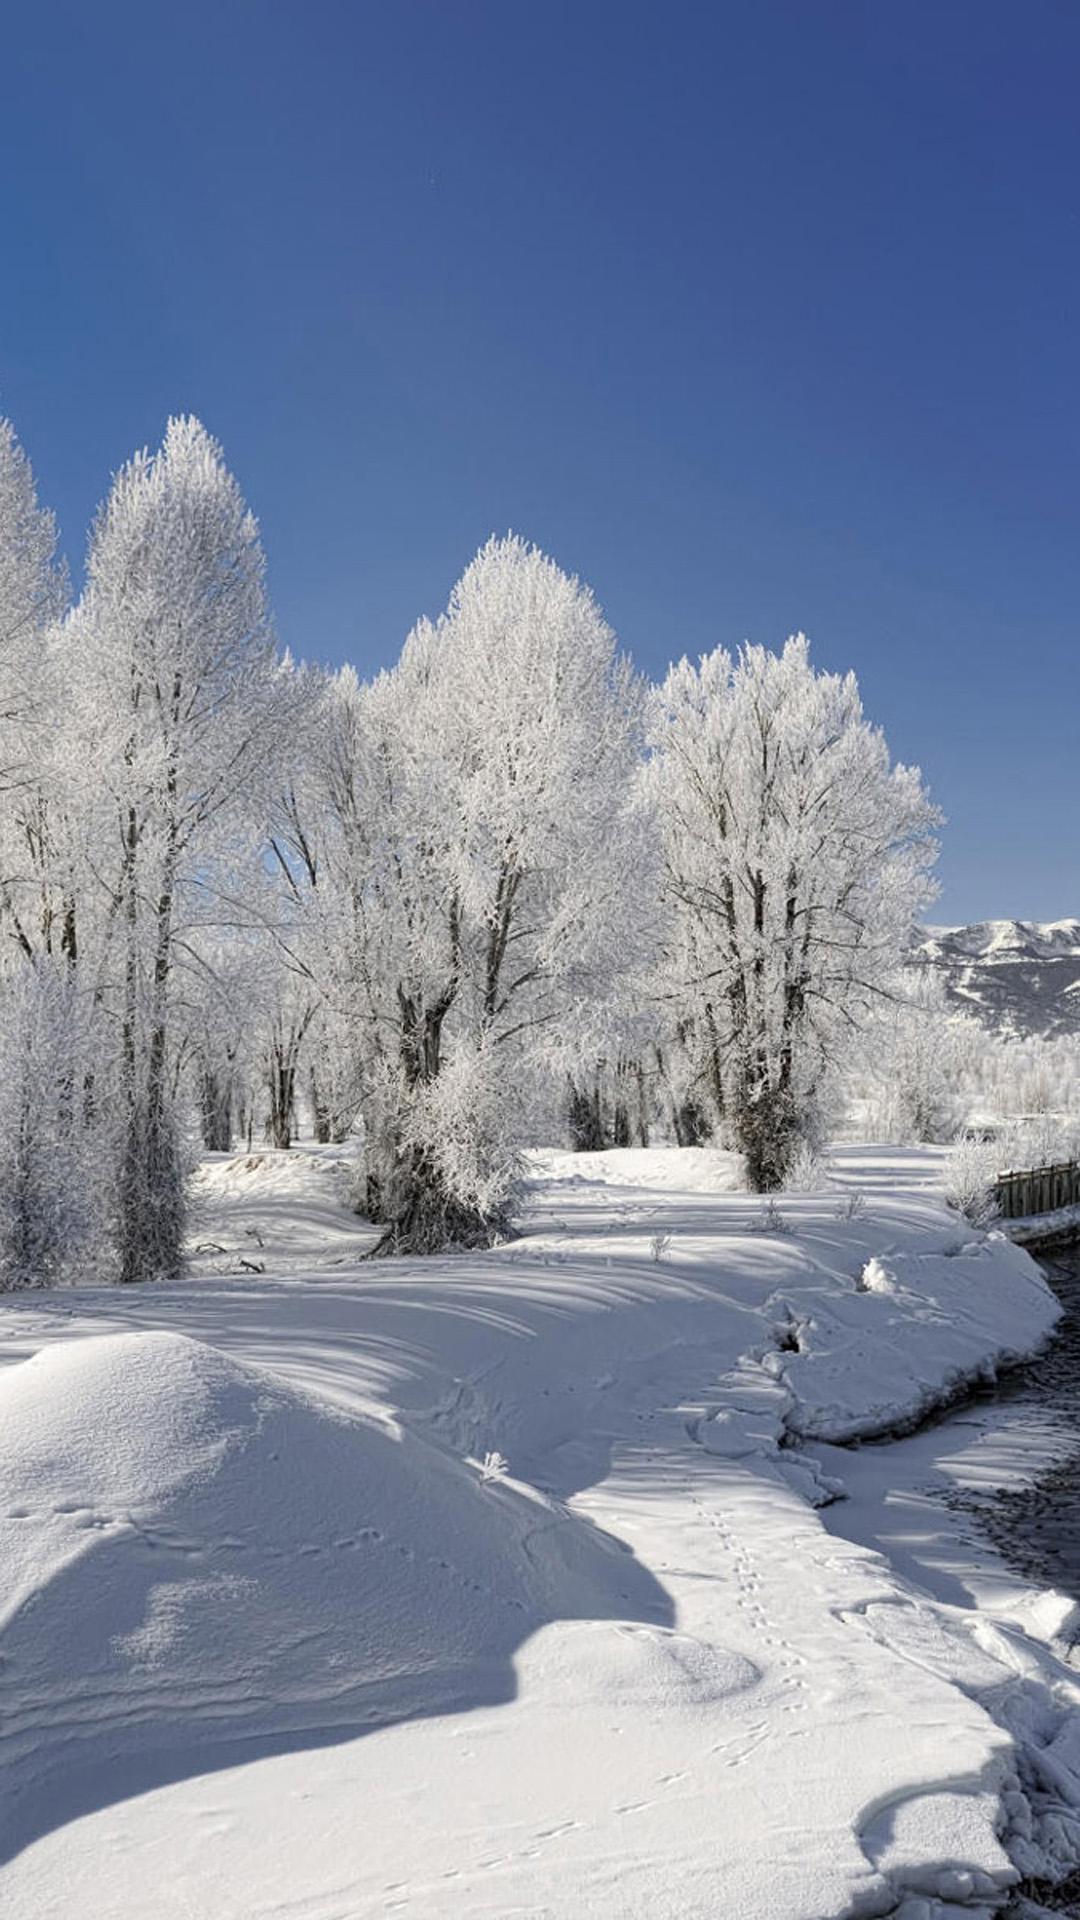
[3,1,1077,920]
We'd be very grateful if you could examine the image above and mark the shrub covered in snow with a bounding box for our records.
[943,1135,1001,1227]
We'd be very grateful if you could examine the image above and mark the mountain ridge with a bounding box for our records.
[913,919,1080,1038]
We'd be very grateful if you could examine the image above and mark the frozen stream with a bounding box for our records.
[807,1243,1080,1917]
[827,1246,1080,1614]
[973,1248,1080,1603]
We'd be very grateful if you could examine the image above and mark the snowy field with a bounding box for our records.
[0,1145,1075,1918]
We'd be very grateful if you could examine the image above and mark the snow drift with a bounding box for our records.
[0,1330,670,1861]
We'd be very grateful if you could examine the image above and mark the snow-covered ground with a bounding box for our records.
[0,1145,1074,1917]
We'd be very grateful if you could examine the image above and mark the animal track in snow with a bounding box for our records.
[687,1483,809,1727]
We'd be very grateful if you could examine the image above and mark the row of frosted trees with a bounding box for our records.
[0,412,941,1283]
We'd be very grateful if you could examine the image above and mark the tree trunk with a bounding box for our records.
[634,1061,650,1148]
[200,1071,233,1152]
[736,1080,797,1192]
[267,1054,295,1149]
[568,1078,607,1151]
[310,1070,331,1145]
[365,1148,501,1257]
[672,1097,710,1147]
[116,710,187,1287]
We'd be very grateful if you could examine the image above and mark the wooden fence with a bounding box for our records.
[993,1160,1080,1221]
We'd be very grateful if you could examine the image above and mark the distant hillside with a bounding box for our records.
[913,920,1080,1039]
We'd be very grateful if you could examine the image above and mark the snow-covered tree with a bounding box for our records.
[0,419,71,949]
[306,1005,365,1143]
[176,925,271,1152]
[0,421,98,1289]
[857,970,979,1145]
[648,635,939,1189]
[0,419,67,723]
[301,536,657,1251]
[0,416,972,1284]
[0,962,108,1289]
[71,416,306,1281]
[568,1059,644,1151]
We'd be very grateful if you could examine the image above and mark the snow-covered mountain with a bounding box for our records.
[914,919,1080,1037]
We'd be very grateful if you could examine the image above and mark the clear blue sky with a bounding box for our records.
[3,1,1077,921]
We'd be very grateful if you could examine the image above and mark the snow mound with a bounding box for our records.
[0,1332,665,1861]
[540,1618,760,1712]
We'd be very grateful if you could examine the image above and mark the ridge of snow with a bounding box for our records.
[921,917,1080,943]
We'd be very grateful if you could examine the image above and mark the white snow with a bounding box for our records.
[0,1144,1074,1918]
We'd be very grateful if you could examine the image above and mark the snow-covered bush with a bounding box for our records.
[942,1135,1001,1228]
[752,1198,793,1235]
[386,1036,526,1250]
[785,1139,830,1192]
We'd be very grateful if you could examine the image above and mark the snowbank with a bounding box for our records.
[1008,1199,1080,1248]
[0,1145,1070,1919]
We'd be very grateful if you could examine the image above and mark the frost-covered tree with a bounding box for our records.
[0,413,974,1284]
[650,1018,719,1147]
[302,536,657,1251]
[307,1005,365,1143]
[72,417,305,1280]
[649,636,939,1189]
[856,970,979,1145]
[0,419,67,723]
[177,925,271,1152]
[567,1055,655,1151]
[0,422,99,1287]
[264,986,318,1149]
[0,419,71,949]
[0,963,107,1289]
